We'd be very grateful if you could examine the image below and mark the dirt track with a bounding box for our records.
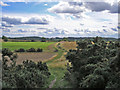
[16,52,56,64]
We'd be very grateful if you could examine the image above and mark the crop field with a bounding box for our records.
[60,41,77,51]
[2,41,77,88]
[2,42,55,51]
[16,52,57,65]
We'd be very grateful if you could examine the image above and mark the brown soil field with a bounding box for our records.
[16,52,56,64]
[60,41,77,50]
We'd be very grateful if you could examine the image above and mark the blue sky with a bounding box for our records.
[3,2,58,14]
[1,1,119,38]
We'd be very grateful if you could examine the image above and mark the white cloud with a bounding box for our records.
[44,4,48,6]
[48,2,85,14]
[0,1,9,6]
[2,16,22,25]
[2,21,14,27]
[84,2,119,13]
[2,15,53,25]
[48,0,119,18]
[2,1,118,38]
[2,11,118,38]
[84,2,111,12]
[24,17,49,25]
[110,2,120,13]
[47,2,89,19]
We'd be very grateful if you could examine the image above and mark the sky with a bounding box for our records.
[0,0,120,38]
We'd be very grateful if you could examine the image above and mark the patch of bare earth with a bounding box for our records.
[16,52,56,64]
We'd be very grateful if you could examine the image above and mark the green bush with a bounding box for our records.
[2,48,13,57]
[26,48,36,52]
[65,37,120,88]
[80,74,105,88]
[15,48,25,52]
[36,48,43,52]
[2,59,50,88]
[14,48,43,52]
[2,49,50,88]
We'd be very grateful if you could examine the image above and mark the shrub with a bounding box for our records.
[31,40,35,42]
[2,48,17,69]
[2,48,13,57]
[88,55,103,64]
[26,48,36,52]
[15,48,43,52]
[2,60,51,88]
[54,49,58,52]
[15,48,25,52]
[65,37,120,88]
[80,74,105,88]
[36,48,43,52]
[2,53,50,88]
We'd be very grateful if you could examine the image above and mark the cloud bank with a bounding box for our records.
[1,1,119,38]
[2,16,49,25]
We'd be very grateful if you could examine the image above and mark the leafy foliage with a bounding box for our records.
[26,48,36,52]
[2,48,50,88]
[65,37,120,88]
[36,48,43,52]
[2,35,8,42]
[15,48,25,52]
[14,48,43,52]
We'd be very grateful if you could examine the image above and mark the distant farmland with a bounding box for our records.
[2,42,55,51]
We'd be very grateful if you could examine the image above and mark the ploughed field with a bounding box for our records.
[16,52,56,64]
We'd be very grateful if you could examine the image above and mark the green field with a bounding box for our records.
[2,41,73,88]
[2,42,55,51]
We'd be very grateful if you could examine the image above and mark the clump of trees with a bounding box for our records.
[65,37,120,88]
[62,37,68,41]
[2,48,50,88]
[41,37,46,42]
[15,48,43,52]
[2,35,8,42]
